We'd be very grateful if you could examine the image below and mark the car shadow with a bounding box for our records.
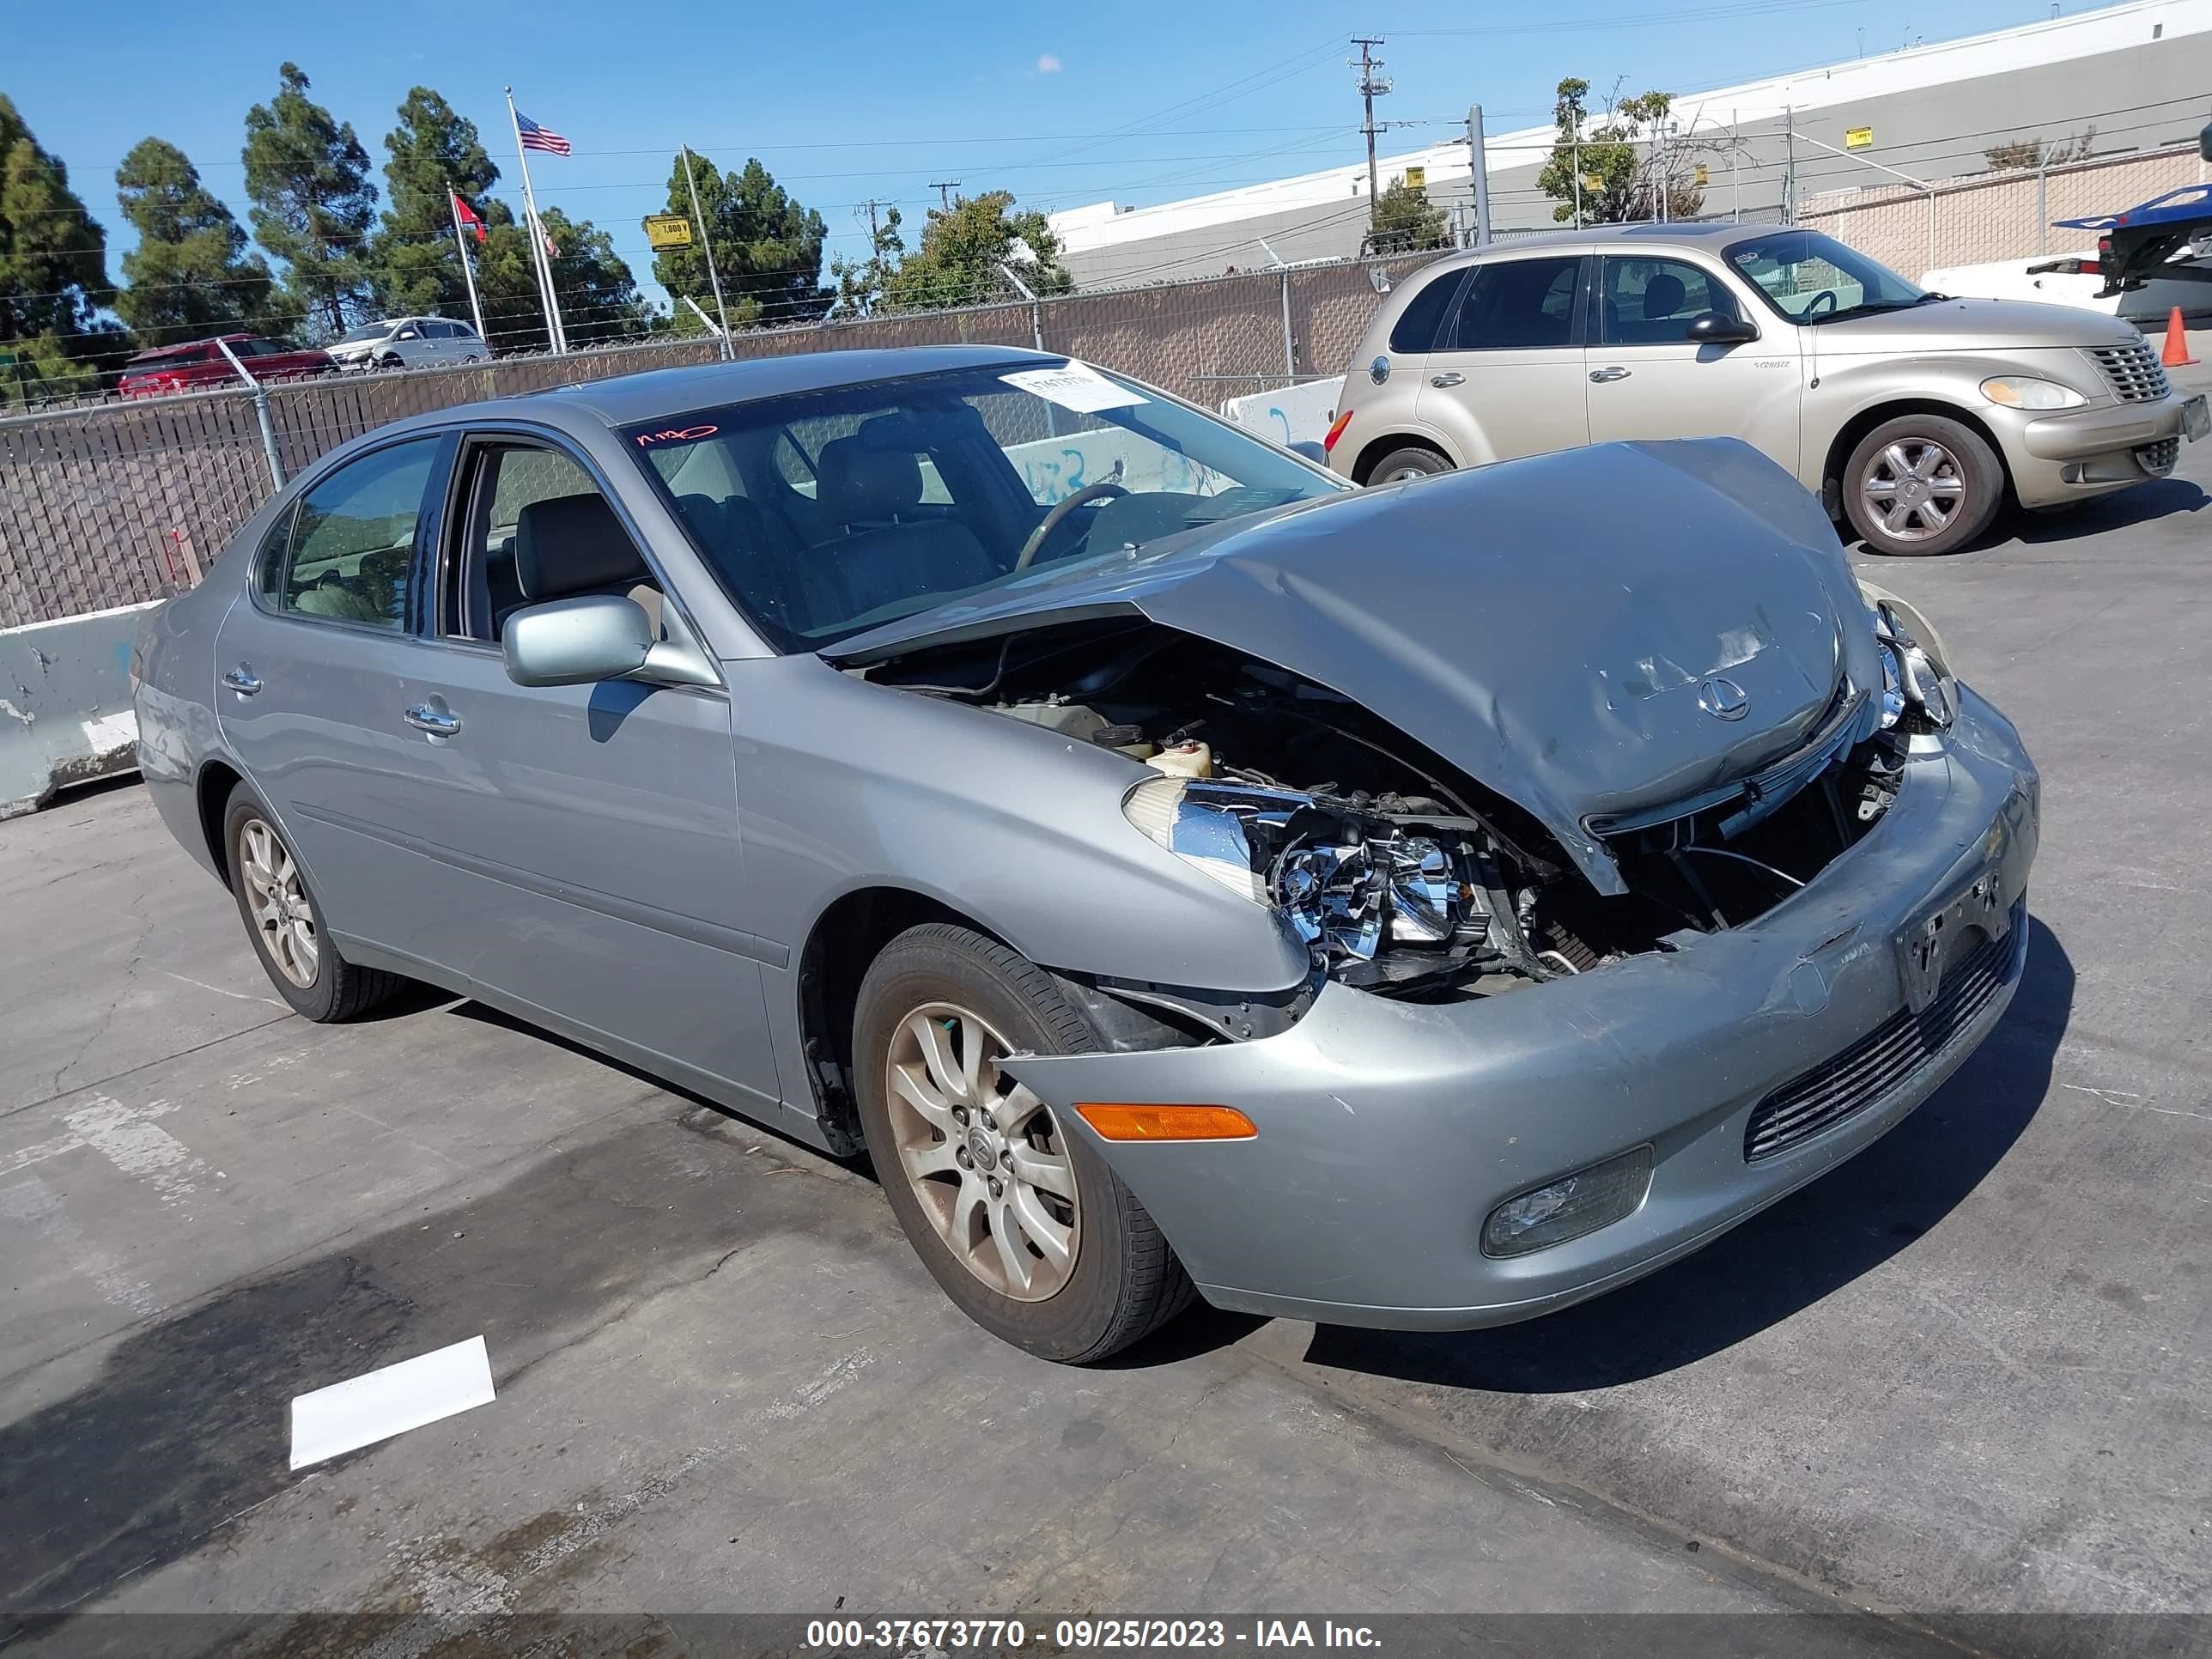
[1296,915,2073,1393]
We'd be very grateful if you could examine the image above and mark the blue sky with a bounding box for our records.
[9,0,2100,316]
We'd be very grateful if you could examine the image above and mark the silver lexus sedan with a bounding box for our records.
[135,346,2039,1362]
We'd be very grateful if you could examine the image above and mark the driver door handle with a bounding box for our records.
[404,704,462,738]
[1589,366,1632,383]
[222,667,263,696]
[1428,371,1465,387]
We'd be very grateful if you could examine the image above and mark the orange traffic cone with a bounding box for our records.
[2159,306,2198,368]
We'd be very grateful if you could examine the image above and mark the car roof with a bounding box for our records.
[124,333,257,363]
[392,343,1064,432]
[1442,222,1769,262]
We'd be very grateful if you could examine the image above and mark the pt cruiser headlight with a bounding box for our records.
[1980,375,2086,410]
[1123,776,1489,982]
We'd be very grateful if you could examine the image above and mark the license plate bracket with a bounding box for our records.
[1896,868,2009,1015]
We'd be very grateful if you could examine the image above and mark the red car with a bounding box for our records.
[118,334,339,398]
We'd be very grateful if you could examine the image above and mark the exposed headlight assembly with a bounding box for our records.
[1123,776,1494,983]
[1979,375,2087,410]
[1861,588,1954,732]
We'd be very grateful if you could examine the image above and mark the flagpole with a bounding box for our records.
[448,185,489,349]
[505,88,568,355]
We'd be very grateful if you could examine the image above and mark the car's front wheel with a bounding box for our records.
[223,786,407,1021]
[852,923,1196,1362]
[1843,415,2002,556]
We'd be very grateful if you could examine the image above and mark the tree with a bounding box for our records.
[830,204,905,319]
[113,138,284,348]
[474,209,649,353]
[1367,177,1451,255]
[369,87,508,319]
[879,191,1072,313]
[1985,126,2096,171]
[651,153,830,331]
[1536,79,1705,225]
[0,94,123,405]
[242,64,378,338]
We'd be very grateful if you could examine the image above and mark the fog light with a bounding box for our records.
[1480,1145,1654,1258]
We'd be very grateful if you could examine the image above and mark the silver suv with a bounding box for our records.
[326,316,489,372]
[1331,224,2208,556]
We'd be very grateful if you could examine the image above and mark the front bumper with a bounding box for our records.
[2001,391,2196,507]
[1005,686,2039,1331]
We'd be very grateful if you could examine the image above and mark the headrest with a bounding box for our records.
[817,435,923,526]
[1643,271,1687,319]
[514,492,651,600]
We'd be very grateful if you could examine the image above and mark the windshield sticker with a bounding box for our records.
[1001,362,1148,414]
[635,424,719,447]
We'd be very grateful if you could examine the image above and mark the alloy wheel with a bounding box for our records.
[237,818,319,988]
[1861,437,1966,544]
[883,1000,1079,1302]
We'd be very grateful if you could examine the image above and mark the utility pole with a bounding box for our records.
[928,180,961,210]
[857,198,890,246]
[1784,105,1796,225]
[1465,105,1492,247]
[680,145,733,358]
[1350,37,1391,234]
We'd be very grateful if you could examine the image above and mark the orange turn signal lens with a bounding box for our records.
[1322,409,1355,453]
[1074,1103,1257,1142]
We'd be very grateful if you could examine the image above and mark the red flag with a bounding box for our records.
[452,192,487,243]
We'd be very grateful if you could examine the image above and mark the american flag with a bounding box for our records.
[516,112,571,155]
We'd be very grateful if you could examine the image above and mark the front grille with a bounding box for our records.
[2089,340,2172,404]
[1743,925,2014,1163]
[2136,437,2180,475]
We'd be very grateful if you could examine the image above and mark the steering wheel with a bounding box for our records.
[1013,482,1129,572]
[1801,289,1840,319]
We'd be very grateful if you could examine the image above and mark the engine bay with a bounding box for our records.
[860,618,1926,1001]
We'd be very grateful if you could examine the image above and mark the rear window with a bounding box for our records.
[1443,256,1583,351]
[1387,269,1467,353]
[126,347,206,371]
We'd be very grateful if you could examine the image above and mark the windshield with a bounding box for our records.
[1723,230,1928,324]
[336,323,394,344]
[623,361,1343,652]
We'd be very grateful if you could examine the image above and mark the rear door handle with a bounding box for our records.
[404,703,462,738]
[1428,371,1465,387]
[1589,366,1632,383]
[221,667,262,696]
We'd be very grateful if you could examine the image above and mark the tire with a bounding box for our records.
[375,354,404,371]
[222,786,406,1022]
[853,923,1197,1363]
[1366,444,1454,485]
[1842,415,2003,556]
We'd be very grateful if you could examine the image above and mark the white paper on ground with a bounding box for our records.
[289,1334,495,1469]
[1001,362,1147,414]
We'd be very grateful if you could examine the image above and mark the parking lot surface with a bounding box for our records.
[3,372,2207,1655]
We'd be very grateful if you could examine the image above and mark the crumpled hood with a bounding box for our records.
[831,438,1881,893]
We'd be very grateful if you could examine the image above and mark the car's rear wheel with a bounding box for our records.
[852,923,1196,1363]
[222,787,406,1022]
[1367,444,1453,484]
[1843,415,2002,556]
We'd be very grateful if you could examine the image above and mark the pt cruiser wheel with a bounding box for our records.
[853,924,1196,1362]
[1843,414,2002,556]
[222,786,405,1022]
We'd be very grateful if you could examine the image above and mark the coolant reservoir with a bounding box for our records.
[1146,741,1213,779]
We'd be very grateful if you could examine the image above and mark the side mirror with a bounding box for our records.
[1287,440,1330,464]
[1687,311,1760,344]
[397,329,420,340]
[502,593,653,688]
[2200,119,2211,163]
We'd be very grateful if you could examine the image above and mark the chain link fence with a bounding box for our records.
[2,254,1450,628]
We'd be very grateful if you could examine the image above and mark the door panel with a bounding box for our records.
[1583,254,1804,471]
[380,647,781,1104]
[1416,254,1590,464]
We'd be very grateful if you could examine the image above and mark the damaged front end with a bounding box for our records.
[853,580,1956,1006]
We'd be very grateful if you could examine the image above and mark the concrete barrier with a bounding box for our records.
[1219,377,1346,448]
[1,601,156,820]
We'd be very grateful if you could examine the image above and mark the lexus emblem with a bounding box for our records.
[1698,676,1751,721]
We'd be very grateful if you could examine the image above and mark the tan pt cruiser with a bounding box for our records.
[1328,223,2209,556]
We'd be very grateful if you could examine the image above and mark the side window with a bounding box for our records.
[1600,258,1741,344]
[447,443,652,643]
[276,439,439,629]
[1388,269,1467,353]
[1443,257,1583,351]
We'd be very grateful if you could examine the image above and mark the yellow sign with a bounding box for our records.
[644,214,695,250]
[1845,126,1874,150]
[1693,163,1710,186]
[1403,165,1426,191]
[1582,173,1604,192]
